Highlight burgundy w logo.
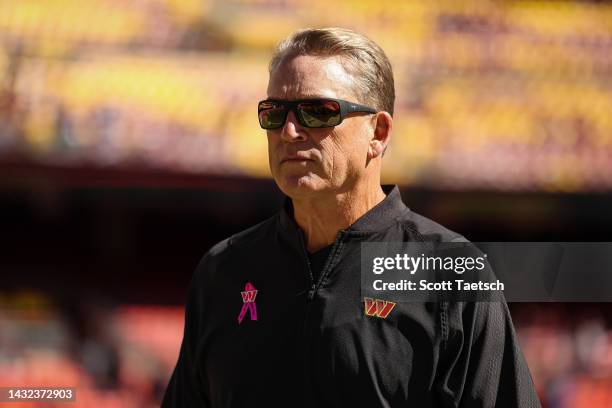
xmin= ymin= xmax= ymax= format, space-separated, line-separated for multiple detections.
xmin=241 ymin=290 xmax=257 ymax=303
xmin=364 ymin=297 xmax=396 ymax=319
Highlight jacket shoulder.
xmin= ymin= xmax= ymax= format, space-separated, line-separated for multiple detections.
xmin=228 ymin=214 xmax=279 ymax=249
xmin=191 ymin=214 xmax=278 ymax=282
xmin=401 ymin=210 xmax=468 ymax=243
xmin=202 ymin=214 xmax=279 ymax=260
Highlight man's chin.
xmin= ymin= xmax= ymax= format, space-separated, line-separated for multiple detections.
xmin=277 ymin=174 xmax=326 ymax=198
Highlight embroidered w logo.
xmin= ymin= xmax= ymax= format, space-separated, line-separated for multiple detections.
xmin=241 ymin=290 xmax=258 ymax=303
xmin=364 ymin=297 xmax=396 ymax=319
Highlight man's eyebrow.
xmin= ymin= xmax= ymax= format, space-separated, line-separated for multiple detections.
xmin=297 ymin=93 xmax=330 ymax=98
xmin=266 ymin=94 xmax=332 ymax=100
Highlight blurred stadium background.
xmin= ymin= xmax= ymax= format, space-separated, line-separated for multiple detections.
xmin=1 ymin=0 xmax=612 ymax=406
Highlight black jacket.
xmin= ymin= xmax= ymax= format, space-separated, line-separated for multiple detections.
xmin=163 ymin=185 xmax=540 ymax=407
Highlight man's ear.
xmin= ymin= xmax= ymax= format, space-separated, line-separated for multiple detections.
xmin=368 ymin=112 xmax=393 ymax=159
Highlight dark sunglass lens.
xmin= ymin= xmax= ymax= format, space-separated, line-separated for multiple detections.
xmin=298 ymin=100 xmax=341 ymax=127
xmin=258 ymin=102 xmax=287 ymax=129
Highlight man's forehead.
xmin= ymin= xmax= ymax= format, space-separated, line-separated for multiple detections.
xmin=267 ymin=54 xmax=357 ymax=100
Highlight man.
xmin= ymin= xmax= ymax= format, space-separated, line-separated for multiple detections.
xmin=163 ymin=27 xmax=540 ymax=407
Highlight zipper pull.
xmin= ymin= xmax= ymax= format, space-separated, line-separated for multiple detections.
xmin=308 ymin=283 xmax=316 ymax=299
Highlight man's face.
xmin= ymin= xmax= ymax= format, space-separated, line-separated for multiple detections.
xmin=266 ymin=55 xmax=375 ymax=199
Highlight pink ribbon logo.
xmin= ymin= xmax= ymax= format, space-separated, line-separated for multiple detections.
xmin=237 ymin=282 xmax=258 ymax=324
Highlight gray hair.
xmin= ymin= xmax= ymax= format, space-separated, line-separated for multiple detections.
xmin=269 ymin=27 xmax=395 ymax=116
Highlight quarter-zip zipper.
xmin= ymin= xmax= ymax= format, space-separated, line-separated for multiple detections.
xmin=298 ymin=229 xmax=347 ymax=406
xmin=297 ymin=231 xmax=317 ymax=297
xmin=314 ymin=230 xmax=346 ymax=293
xmin=298 ymin=230 xmax=347 ymax=300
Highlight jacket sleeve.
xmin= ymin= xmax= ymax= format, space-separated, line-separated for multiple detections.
xmin=436 ymin=300 xmax=542 ymax=408
xmin=162 ymin=257 xmax=209 ymax=407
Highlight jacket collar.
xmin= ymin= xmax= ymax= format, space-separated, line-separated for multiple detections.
xmin=279 ymin=184 xmax=409 ymax=234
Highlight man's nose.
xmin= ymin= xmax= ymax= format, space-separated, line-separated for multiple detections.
xmin=280 ymin=110 xmax=307 ymax=142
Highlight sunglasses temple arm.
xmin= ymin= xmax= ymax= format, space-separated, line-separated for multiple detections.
xmin=344 ymin=102 xmax=377 ymax=114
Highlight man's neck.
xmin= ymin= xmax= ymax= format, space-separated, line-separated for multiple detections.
xmin=292 ymin=183 xmax=387 ymax=253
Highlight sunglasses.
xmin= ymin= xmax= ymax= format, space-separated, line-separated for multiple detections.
xmin=258 ymin=98 xmax=377 ymax=129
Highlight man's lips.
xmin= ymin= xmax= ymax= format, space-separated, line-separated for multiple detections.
xmin=280 ymin=155 xmax=315 ymax=164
